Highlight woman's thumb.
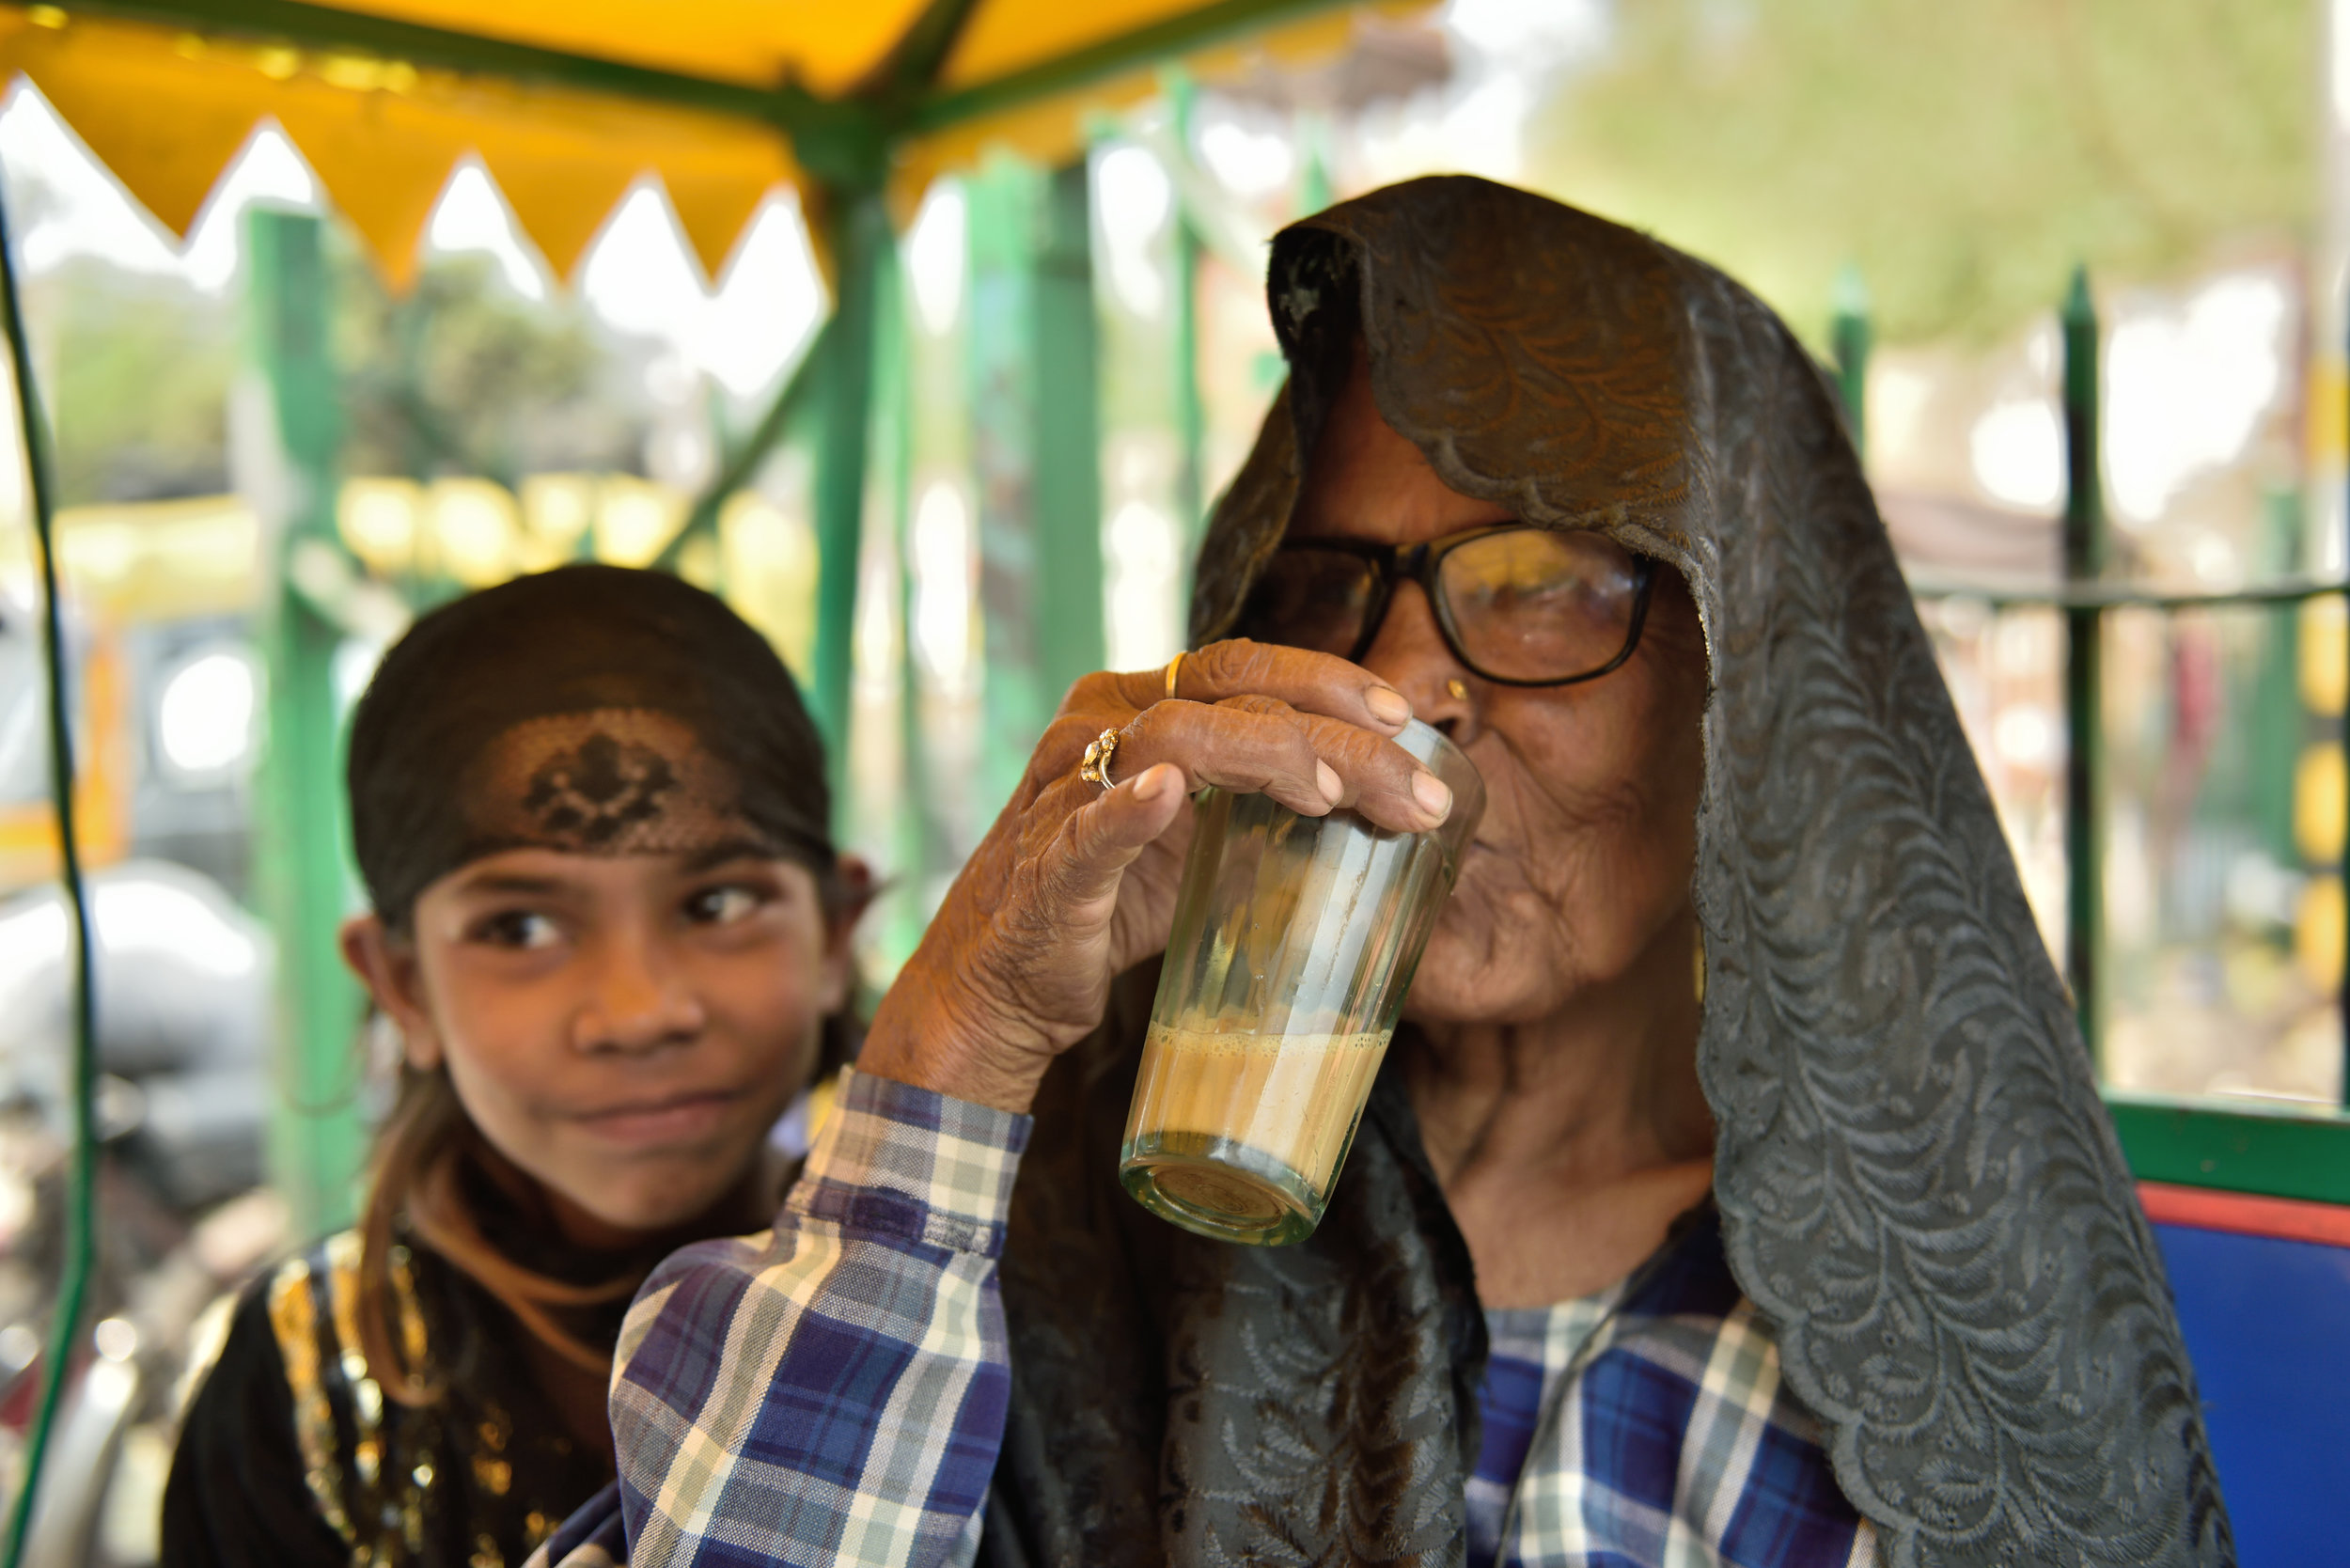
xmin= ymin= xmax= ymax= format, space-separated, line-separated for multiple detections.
xmin=1038 ymin=762 xmax=1184 ymax=915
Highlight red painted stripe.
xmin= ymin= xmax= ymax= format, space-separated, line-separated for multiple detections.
xmin=2138 ymin=1182 xmax=2350 ymax=1247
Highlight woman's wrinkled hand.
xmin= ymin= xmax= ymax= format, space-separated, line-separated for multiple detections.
xmin=855 ymin=639 xmax=1456 ymax=1113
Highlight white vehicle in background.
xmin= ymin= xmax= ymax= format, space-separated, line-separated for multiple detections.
xmin=0 ymin=860 xmax=287 ymax=1567
xmin=0 ymin=858 xmax=274 ymax=1207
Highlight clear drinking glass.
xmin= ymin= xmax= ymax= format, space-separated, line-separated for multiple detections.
xmin=1120 ymin=718 xmax=1486 ymax=1246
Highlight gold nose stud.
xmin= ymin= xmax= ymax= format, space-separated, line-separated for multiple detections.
xmin=1447 ymin=679 xmax=1469 ymax=701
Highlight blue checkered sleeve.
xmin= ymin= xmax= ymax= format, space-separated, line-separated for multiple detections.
xmin=535 ymin=1068 xmax=1030 ymax=1568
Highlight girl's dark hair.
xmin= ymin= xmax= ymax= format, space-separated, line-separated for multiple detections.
xmin=342 ymin=564 xmax=846 ymax=1403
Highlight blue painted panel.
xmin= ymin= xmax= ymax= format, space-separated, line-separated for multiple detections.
xmin=2153 ymin=1222 xmax=2350 ymax=1568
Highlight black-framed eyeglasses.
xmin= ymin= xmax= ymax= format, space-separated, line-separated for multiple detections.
xmin=1230 ymin=523 xmax=1658 ymax=687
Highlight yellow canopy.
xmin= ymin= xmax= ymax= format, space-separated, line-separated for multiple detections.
xmin=0 ymin=0 xmax=1389 ymax=287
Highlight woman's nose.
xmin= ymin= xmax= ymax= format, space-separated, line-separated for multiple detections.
xmin=1360 ymin=582 xmax=1476 ymax=739
xmin=572 ymin=932 xmax=704 ymax=1055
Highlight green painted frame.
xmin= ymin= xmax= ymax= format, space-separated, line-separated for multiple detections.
xmin=2107 ymin=1093 xmax=2350 ymax=1207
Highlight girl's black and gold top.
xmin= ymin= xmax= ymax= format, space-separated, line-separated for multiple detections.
xmin=162 ymin=1229 xmax=616 ymax=1568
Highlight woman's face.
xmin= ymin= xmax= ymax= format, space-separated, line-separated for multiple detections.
xmin=345 ymin=848 xmax=857 ymax=1246
xmin=1287 ymin=353 xmax=1710 ymax=1026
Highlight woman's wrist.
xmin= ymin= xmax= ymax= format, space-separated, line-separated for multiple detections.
xmin=856 ymin=979 xmax=1058 ymax=1116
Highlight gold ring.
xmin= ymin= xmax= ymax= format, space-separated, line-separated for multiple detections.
xmin=1079 ymin=727 xmax=1123 ymax=789
xmin=1164 ymin=650 xmax=1188 ymax=701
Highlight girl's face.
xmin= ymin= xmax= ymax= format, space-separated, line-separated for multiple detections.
xmin=344 ymin=848 xmax=862 ymax=1247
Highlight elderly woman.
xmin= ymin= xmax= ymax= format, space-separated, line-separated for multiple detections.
xmin=544 ymin=178 xmax=2227 ymax=1568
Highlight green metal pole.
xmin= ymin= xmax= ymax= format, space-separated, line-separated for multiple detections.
xmin=651 ymin=317 xmax=833 ymax=576
xmin=808 ymin=187 xmax=890 ymax=797
xmin=970 ymin=159 xmax=1050 ymax=806
xmin=967 ymin=153 xmax=1106 ymax=803
xmin=1168 ymin=72 xmax=1206 ymax=576
xmin=248 ymin=209 xmax=366 ymax=1242
xmin=1831 ymin=263 xmax=1872 ymax=460
xmin=2060 ymin=265 xmax=2107 ymax=1064
xmin=874 ymin=235 xmax=941 ymax=971
xmin=2249 ymin=488 xmax=2302 ymax=869
xmin=1297 ymin=110 xmax=1333 ymax=215
xmin=0 ymin=165 xmax=95 ymax=1568
xmin=1033 ymin=159 xmax=1106 ymax=697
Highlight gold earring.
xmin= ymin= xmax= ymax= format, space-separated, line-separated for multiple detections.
xmin=1447 ymin=678 xmax=1469 ymax=701
xmin=1693 ymin=932 xmax=1707 ymax=1004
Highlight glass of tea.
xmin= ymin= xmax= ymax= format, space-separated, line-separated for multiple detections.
xmin=1120 ymin=718 xmax=1486 ymax=1246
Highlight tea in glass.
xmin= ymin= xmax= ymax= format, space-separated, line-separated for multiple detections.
xmin=1120 ymin=719 xmax=1485 ymax=1245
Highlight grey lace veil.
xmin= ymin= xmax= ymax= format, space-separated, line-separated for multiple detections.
xmin=1182 ymin=176 xmax=2230 ymax=1568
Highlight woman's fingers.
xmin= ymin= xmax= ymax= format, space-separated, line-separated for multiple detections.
xmin=1105 ymin=695 xmax=1448 ymax=833
xmin=862 ymin=644 xmax=1451 ymax=1116
xmin=1109 ymin=699 xmax=1345 ymax=818
xmin=1043 ymin=638 xmax=1439 ymax=826
xmin=1260 ymin=703 xmax=1451 ymax=828
xmin=1078 ymin=639 xmax=1415 ymax=735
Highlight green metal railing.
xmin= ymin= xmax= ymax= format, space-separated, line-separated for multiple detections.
xmin=2059 ymin=265 xmax=2109 ymax=1059
xmin=1875 ymin=265 xmax=2350 ymax=1196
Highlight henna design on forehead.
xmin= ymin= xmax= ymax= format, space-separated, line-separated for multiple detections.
xmin=519 ymin=730 xmax=680 ymax=845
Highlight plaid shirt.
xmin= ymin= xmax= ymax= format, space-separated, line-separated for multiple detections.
xmin=533 ymin=1071 xmax=1873 ymax=1568
xmin=1465 ymin=1211 xmax=1878 ymax=1567
xmin=528 ymin=1069 xmax=1025 ymax=1568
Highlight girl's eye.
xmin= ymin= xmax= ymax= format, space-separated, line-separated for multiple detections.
xmin=685 ymin=885 xmax=765 ymax=926
xmin=475 ymin=910 xmax=560 ymax=950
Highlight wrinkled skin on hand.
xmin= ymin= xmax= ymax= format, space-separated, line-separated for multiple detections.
xmin=857 ymin=641 xmax=1451 ymax=1113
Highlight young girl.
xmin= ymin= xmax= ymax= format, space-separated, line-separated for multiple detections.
xmin=162 ymin=564 xmax=865 ymax=1568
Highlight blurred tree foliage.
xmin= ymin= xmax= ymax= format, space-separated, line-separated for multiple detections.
xmin=334 ymin=245 xmax=649 ymax=486
xmin=28 ymin=214 xmax=651 ymax=508
xmin=1528 ymin=0 xmax=2317 ymax=346
xmin=38 ymin=259 xmax=237 ymax=506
